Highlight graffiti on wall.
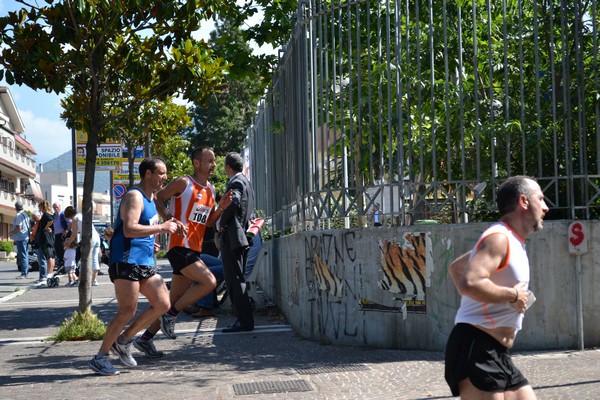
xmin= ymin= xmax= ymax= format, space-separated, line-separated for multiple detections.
xmin=304 ymin=232 xmax=359 ymax=338
xmin=377 ymin=232 xmax=433 ymax=313
xmin=315 ymin=254 xmax=344 ymax=298
xmin=305 ymin=231 xmax=433 ymax=313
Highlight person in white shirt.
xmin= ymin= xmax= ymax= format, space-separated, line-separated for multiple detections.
xmin=446 ymin=176 xmax=548 ymax=400
xmin=63 ymin=206 xmax=101 ymax=286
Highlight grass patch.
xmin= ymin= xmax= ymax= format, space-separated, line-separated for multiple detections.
xmin=51 ymin=310 xmax=106 ymax=341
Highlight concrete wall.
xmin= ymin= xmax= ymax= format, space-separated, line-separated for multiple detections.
xmin=251 ymin=220 xmax=599 ymax=351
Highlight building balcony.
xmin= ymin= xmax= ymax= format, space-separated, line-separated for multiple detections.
xmin=0 ymin=142 xmax=37 ymax=177
xmin=0 ymin=190 xmax=36 ymax=213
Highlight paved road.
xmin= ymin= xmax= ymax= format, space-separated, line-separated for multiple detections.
xmin=1 ymin=260 xmax=599 ymax=399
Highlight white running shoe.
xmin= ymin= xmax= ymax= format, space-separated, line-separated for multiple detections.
xmin=160 ymin=313 xmax=177 ymax=339
xmin=111 ymin=337 xmax=137 ymax=367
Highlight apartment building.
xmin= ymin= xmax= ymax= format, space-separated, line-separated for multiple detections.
xmin=0 ymin=86 xmax=42 ymax=241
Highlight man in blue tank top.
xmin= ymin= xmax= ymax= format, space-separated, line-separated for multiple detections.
xmin=89 ymin=157 xmax=178 ymax=376
xmin=445 ymin=176 xmax=549 ymax=399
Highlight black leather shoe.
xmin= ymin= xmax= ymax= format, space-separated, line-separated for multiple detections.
xmin=222 ymin=321 xmax=254 ymax=333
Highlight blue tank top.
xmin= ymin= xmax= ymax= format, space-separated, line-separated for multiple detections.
xmin=109 ymin=187 xmax=159 ymax=267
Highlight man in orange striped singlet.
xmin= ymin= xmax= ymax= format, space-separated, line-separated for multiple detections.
xmin=133 ymin=146 xmax=232 ymax=357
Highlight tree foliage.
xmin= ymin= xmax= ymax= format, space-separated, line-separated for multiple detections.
xmin=186 ymin=19 xmax=265 ymax=155
xmin=104 ymin=99 xmax=193 ymax=186
xmin=0 ymin=0 xmax=229 ymax=312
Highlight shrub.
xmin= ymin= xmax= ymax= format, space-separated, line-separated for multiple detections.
xmin=51 ymin=310 xmax=106 ymax=341
xmin=0 ymin=241 xmax=14 ymax=253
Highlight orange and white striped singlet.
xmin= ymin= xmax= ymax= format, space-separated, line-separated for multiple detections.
xmin=168 ymin=176 xmax=215 ymax=253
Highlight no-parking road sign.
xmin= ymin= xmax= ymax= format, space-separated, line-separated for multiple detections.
xmin=112 ymin=183 xmax=127 ymax=200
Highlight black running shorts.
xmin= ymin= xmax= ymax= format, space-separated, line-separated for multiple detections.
xmin=166 ymin=246 xmax=203 ymax=275
xmin=444 ymin=323 xmax=529 ymax=396
xmin=109 ymin=262 xmax=158 ymax=282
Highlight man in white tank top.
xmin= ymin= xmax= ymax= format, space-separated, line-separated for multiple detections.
xmin=445 ymin=176 xmax=548 ymax=400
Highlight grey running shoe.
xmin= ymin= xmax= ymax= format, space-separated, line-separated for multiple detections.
xmin=111 ymin=338 xmax=137 ymax=367
xmin=160 ymin=313 xmax=177 ymax=339
xmin=89 ymin=355 xmax=120 ymax=376
xmin=133 ymin=338 xmax=165 ymax=358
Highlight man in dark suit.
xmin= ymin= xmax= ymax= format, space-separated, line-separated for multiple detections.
xmin=219 ymin=152 xmax=255 ymax=333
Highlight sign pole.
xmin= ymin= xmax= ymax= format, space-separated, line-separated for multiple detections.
xmin=568 ymin=221 xmax=588 ymax=351
xmin=110 ymin=170 xmax=114 ymax=226
xmin=71 ymin=127 xmax=77 ymax=207
xmin=576 ymin=255 xmax=584 ymax=350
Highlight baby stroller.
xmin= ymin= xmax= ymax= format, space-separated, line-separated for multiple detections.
xmin=47 ymin=263 xmax=68 ymax=288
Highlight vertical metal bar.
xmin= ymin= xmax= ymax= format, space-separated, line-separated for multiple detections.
xmin=300 ymin=2 xmax=310 ymax=229
xmin=486 ymin=0 xmax=497 ymax=189
xmin=443 ymin=0 xmax=451 ymax=182
xmin=472 ymin=0 xmax=480 ymax=182
xmin=574 ymin=0 xmax=588 ymax=219
xmin=405 ymin=0 xmax=413 ymax=189
xmin=309 ymin=0 xmax=318 ymax=197
xmin=594 ymin=0 xmax=600 ymax=176
xmin=346 ymin=0 xmax=357 ymax=215
xmin=502 ymin=0 xmax=511 ymax=176
xmin=532 ymin=0 xmax=542 ymax=177
xmin=367 ymin=0 xmax=374 ymax=184
xmin=377 ymin=1 xmax=385 ymax=189
xmin=415 ymin=0 xmax=424 ymax=186
xmin=548 ymin=2 xmax=559 ymax=209
xmin=560 ymin=0 xmax=574 ymax=219
xmin=385 ymin=0 xmax=394 ymax=217
xmin=429 ymin=0 xmax=437 ymax=190
xmin=330 ymin=1 xmax=338 ymax=194
xmin=518 ymin=0 xmax=526 ymax=174
xmin=355 ymin=0 xmax=363 ymax=194
xmin=318 ymin=1 xmax=327 ymax=210
xmin=457 ymin=6 xmax=466 ymax=214
xmin=395 ymin=0 xmax=405 ymax=225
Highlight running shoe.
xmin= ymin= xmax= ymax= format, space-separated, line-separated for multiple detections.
xmin=111 ymin=337 xmax=137 ymax=367
xmin=160 ymin=313 xmax=177 ymax=339
xmin=89 ymin=354 xmax=120 ymax=376
xmin=133 ymin=338 xmax=165 ymax=358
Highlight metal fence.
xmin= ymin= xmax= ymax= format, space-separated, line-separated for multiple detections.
xmin=245 ymin=0 xmax=600 ymax=235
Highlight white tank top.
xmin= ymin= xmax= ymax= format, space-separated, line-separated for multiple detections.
xmin=455 ymin=222 xmax=530 ymax=332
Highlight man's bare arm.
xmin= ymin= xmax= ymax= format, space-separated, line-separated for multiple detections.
xmin=449 ymin=251 xmax=470 ymax=295
xmin=122 ymin=190 xmax=177 ymax=238
xmin=155 ymin=177 xmax=187 ymax=220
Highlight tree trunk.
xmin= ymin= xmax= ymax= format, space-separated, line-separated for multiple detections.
xmin=78 ymin=127 xmax=99 ymax=313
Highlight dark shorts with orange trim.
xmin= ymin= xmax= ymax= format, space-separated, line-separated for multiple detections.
xmin=444 ymin=323 xmax=529 ymax=396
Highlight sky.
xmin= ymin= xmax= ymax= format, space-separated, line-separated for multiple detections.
xmin=0 ymin=0 xmax=275 ymax=165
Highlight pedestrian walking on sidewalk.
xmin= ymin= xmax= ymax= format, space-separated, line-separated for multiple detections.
xmin=446 ymin=176 xmax=548 ymax=399
xmin=88 ymin=157 xmax=178 ymax=376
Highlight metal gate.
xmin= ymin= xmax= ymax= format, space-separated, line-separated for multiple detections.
xmin=245 ymin=0 xmax=600 ymax=235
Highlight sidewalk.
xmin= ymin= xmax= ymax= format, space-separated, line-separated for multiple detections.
xmin=1 ymin=259 xmax=600 ymax=400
